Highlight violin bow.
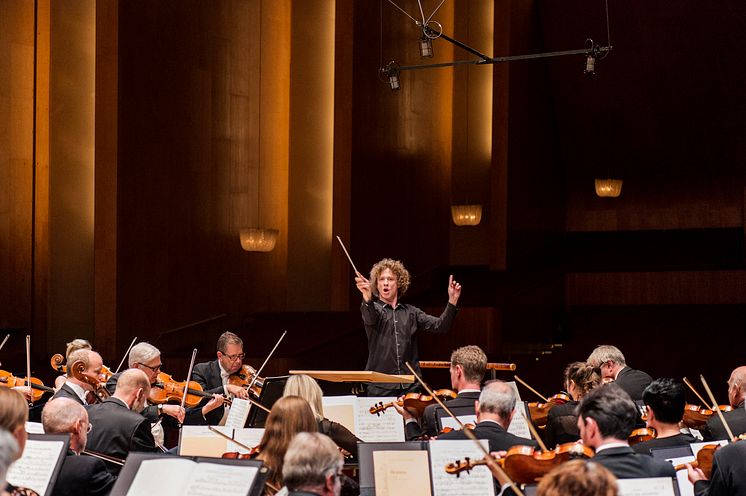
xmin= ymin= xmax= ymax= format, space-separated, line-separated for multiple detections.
xmin=25 ymin=335 xmax=33 ymax=406
xmin=683 ymin=377 xmax=711 ymax=408
xmin=179 ymin=348 xmax=199 ymax=426
xmin=405 ymin=362 xmax=525 ymax=496
xmin=336 ymin=235 xmax=361 ymax=276
xmin=513 ymin=375 xmax=549 ymax=403
xmin=208 ymin=425 xmax=256 ymax=452
xmin=0 ymin=334 xmax=9 ymax=353
xmin=114 ymin=336 xmax=138 ymax=375
xmin=700 ymin=374 xmax=736 ymax=441
xmin=246 ymin=330 xmax=287 ymax=395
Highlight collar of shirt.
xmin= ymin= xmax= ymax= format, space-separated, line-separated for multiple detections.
xmin=218 ymin=361 xmax=230 ymax=384
xmin=64 ymin=381 xmax=89 ymax=404
xmin=459 ymin=388 xmax=481 ymax=394
xmin=109 ymin=396 xmax=130 ymax=409
xmin=595 ymin=441 xmax=629 ymax=453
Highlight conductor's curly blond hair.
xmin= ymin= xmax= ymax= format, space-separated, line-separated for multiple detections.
xmin=369 ymin=258 xmax=411 ymax=296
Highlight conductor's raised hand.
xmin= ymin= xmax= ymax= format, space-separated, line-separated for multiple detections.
xmin=447 ymin=275 xmax=462 ymax=305
xmin=355 ymin=273 xmax=373 ymax=302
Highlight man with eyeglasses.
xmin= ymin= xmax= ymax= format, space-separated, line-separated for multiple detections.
xmin=192 ymin=331 xmax=252 ymax=400
xmin=282 ymin=432 xmax=344 ymax=496
xmin=42 ymin=397 xmax=116 ymax=496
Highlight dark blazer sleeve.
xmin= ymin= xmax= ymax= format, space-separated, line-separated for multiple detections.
xmin=320 ymin=418 xmax=362 ymax=456
xmin=130 ymin=417 xmax=159 ymax=453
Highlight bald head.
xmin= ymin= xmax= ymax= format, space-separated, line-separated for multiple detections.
xmin=116 ymin=369 xmax=150 ymax=395
xmin=42 ymin=398 xmax=87 ymax=434
xmin=66 ymin=349 xmax=102 ymax=378
xmin=728 ymin=367 xmax=746 ymax=407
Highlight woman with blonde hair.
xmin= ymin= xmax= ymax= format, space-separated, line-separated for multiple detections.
xmin=283 ymin=375 xmax=361 ymax=456
xmin=254 ymin=396 xmax=318 ymax=494
xmin=0 ymin=388 xmax=39 ymax=496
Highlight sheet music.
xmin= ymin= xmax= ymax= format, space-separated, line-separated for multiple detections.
xmin=323 ymin=396 xmax=405 ymax=442
xmin=25 ymin=422 xmax=44 ymax=434
xmin=668 ymin=456 xmax=695 ymax=496
xmin=505 ymin=382 xmax=532 ymax=439
xmin=440 ymin=414 xmax=477 ymax=431
xmin=179 ymin=426 xmax=234 ymax=457
xmin=126 ymin=458 xmax=257 ymax=496
xmin=224 ymin=398 xmax=251 ymax=429
xmin=373 ymin=450 xmax=431 ymax=496
xmin=428 ymin=439 xmax=495 ymax=496
xmin=6 ymin=440 xmax=65 ymax=496
xmin=617 ymin=477 xmax=676 ymax=496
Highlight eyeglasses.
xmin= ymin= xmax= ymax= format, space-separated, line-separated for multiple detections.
xmin=222 ymin=353 xmax=245 ymax=361
xmin=86 ymin=422 xmax=93 ymax=433
xmin=137 ymin=362 xmax=162 ymax=373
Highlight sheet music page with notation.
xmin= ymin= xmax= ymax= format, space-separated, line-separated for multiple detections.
xmin=373 ymin=450 xmax=431 ymax=496
xmin=617 ymin=477 xmax=676 ymax=496
xmin=126 ymin=458 xmax=257 ymax=496
xmin=505 ymin=381 xmax=532 ymax=439
xmin=323 ymin=396 xmax=405 ymax=442
xmin=428 ymin=439 xmax=495 ymax=496
xmin=6 ymin=439 xmax=64 ymax=496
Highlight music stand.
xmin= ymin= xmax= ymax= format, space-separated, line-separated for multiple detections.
xmin=5 ymin=434 xmax=69 ymax=496
xmin=358 ymin=441 xmax=428 ymax=496
xmin=650 ymin=445 xmax=693 ymax=460
xmin=434 ymin=405 xmax=477 ymax=431
xmin=247 ymin=375 xmax=289 ymax=428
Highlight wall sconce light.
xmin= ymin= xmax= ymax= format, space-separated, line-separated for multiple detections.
xmin=419 ymin=36 xmax=433 ymax=58
xmin=240 ymin=228 xmax=279 ymax=252
xmin=381 ymin=61 xmax=401 ymax=91
xmin=451 ymin=204 xmax=482 ymax=226
xmin=594 ymin=179 xmax=623 ymax=197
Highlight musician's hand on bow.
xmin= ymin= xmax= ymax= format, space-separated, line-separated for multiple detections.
xmin=226 ymin=383 xmax=250 ymax=400
xmin=202 ymin=394 xmax=226 ymax=416
xmin=13 ymin=386 xmax=33 ymax=402
xmin=447 ymin=275 xmax=462 ymax=305
xmin=355 ymin=274 xmax=373 ymax=302
xmin=163 ymin=405 xmax=186 ymax=423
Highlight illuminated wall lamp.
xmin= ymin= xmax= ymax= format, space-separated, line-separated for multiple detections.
xmin=240 ymin=228 xmax=279 ymax=252
xmin=594 ymin=179 xmax=623 ymax=198
xmin=451 ymin=204 xmax=482 ymax=226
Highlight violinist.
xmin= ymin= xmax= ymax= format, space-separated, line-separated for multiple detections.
xmin=283 ymin=375 xmax=361 ymax=457
xmin=85 ymin=369 xmax=158 ymax=474
xmin=576 ymin=383 xmax=675 ymax=480
xmin=281 ymin=433 xmax=343 ymax=496
xmin=702 ymin=366 xmax=746 ymax=441
xmin=396 ymin=345 xmax=486 ymax=439
xmin=686 ymin=441 xmax=746 ymax=496
xmin=354 ymin=258 xmax=462 ymax=397
xmin=0 ymin=388 xmax=39 ymax=496
xmin=192 ymin=331 xmax=251 ymax=401
xmin=53 ymin=339 xmax=92 ymax=390
xmin=586 ymin=345 xmax=652 ymax=402
xmin=544 ymin=362 xmax=601 ymax=448
xmin=0 ymin=430 xmax=19 ymax=496
xmin=51 ymin=349 xmax=104 ymax=406
xmin=632 ymin=378 xmax=697 ymax=455
xmin=41 ymin=398 xmax=116 ymax=496
xmin=438 ymin=380 xmax=538 ymax=452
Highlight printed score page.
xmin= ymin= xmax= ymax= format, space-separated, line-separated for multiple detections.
xmin=373 ymin=450 xmax=431 ymax=496
xmin=505 ymin=381 xmax=532 ymax=439
xmin=6 ymin=439 xmax=65 ymax=496
xmin=617 ymin=477 xmax=676 ymax=496
xmin=179 ymin=426 xmax=264 ymax=457
xmin=223 ymin=398 xmax=251 ymax=429
xmin=323 ymin=396 xmax=405 ymax=442
xmin=429 ymin=439 xmax=495 ymax=496
xmin=126 ymin=458 xmax=257 ymax=496
xmin=666 ymin=440 xmax=728 ymax=496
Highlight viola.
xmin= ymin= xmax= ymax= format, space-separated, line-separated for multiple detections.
xmin=526 ymin=393 xmax=570 ymax=428
xmin=446 ymin=442 xmax=594 ymax=484
xmin=682 ymin=404 xmax=733 ymax=431
xmin=439 ymin=423 xmax=475 ymax=435
xmin=0 ymin=370 xmax=55 ymax=403
xmin=369 ymin=389 xmax=458 ymax=417
xmin=150 ymin=371 xmax=227 ymax=409
xmin=673 ymin=444 xmax=720 ymax=479
xmin=50 ymin=353 xmax=114 ymax=381
xmin=221 ymin=446 xmax=261 ymax=459
xmin=226 ymin=365 xmax=264 ymax=398
xmin=628 ymin=427 xmax=656 ymax=445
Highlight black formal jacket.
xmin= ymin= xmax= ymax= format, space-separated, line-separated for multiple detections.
xmin=694 ymin=441 xmax=746 ymax=496
xmin=632 ymin=432 xmax=698 ymax=455
xmin=614 ymin=367 xmax=653 ymax=402
xmin=85 ymin=397 xmax=158 ymax=473
xmin=318 ymin=418 xmax=361 ymax=456
xmin=405 ymin=391 xmax=481 ymax=440
xmin=703 ymin=402 xmax=746 ymax=441
xmin=437 ymin=420 xmax=538 ymax=453
xmin=51 ymin=383 xmax=86 ymax=405
xmin=543 ymin=400 xmax=580 ymax=448
xmin=592 ymin=445 xmax=676 ymax=479
xmin=192 ymin=359 xmax=226 ymax=395
xmin=51 ymin=451 xmax=116 ymax=496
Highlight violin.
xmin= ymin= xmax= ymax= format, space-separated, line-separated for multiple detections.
xmin=526 ymin=393 xmax=570 ymax=428
xmin=439 ymin=423 xmax=475 ymax=435
xmin=226 ymin=365 xmax=264 ymax=398
xmin=0 ymin=370 xmax=55 ymax=403
xmin=150 ymin=371 xmax=228 ymax=409
xmin=446 ymin=442 xmax=594 ymax=484
xmin=50 ymin=353 xmax=114 ymax=381
xmin=221 ymin=446 xmax=261 ymax=459
xmin=682 ymin=404 xmax=733 ymax=431
xmin=369 ymin=389 xmax=458 ymax=417
xmin=628 ymin=427 xmax=656 ymax=445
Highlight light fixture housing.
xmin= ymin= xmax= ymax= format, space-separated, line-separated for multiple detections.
xmin=594 ymin=179 xmax=623 ymax=197
xmin=240 ymin=228 xmax=279 ymax=252
xmin=451 ymin=204 xmax=482 ymax=226
xmin=419 ymin=36 xmax=433 ymax=58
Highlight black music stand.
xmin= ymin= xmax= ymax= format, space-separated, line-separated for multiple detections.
xmin=5 ymin=434 xmax=69 ymax=496
xmin=246 ymin=375 xmax=289 ymax=427
xmin=358 ymin=441 xmax=428 ymax=496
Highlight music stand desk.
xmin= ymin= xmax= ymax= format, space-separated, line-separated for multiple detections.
xmin=289 ymin=370 xmax=414 ymax=383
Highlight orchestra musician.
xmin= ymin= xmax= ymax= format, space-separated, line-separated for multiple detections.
xmin=53 ymin=339 xmax=92 ymax=390
xmin=85 ymin=369 xmax=158 ymax=474
xmin=51 ymin=349 xmax=105 ymax=406
xmin=438 ymin=380 xmax=538 ymax=452
xmin=192 ymin=331 xmax=252 ymax=400
xmin=41 ymin=398 xmax=116 ymax=496
xmin=534 ymin=460 xmax=618 ymax=496
xmin=395 ymin=345 xmax=486 ymax=439
xmin=354 ymin=258 xmax=462 ymax=397
xmin=282 ymin=375 xmax=361 ymax=457
xmin=702 ymin=365 xmax=746 ymax=441
xmin=576 ymin=383 xmax=675 ymax=479
xmin=632 ymin=378 xmax=697 ymax=454
xmin=586 ymin=345 xmax=652 ymax=402
xmin=281 ymin=432 xmax=344 ymax=496
xmin=0 ymin=388 xmax=38 ymax=496
xmin=0 ymin=430 xmax=19 ymax=496
xmin=544 ymin=362 xmax=601 ymax=448
xmin=686 ymin=441 xmax=746 ymax=496
xmin=253 ymin=396 xmax=319 ymax=494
